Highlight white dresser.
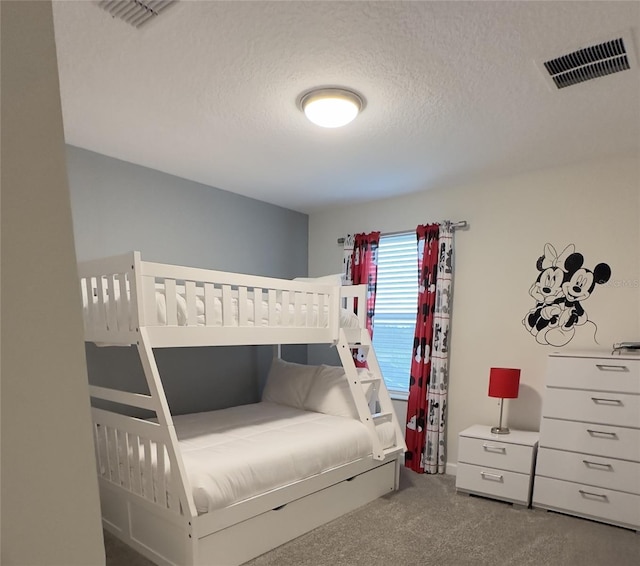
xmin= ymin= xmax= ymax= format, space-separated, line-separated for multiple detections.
xmin=456 ymin=425 xmax=539 ymax=507
xmin=533 ymin=351 xmax=640 ymax=531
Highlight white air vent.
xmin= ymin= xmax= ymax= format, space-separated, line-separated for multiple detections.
xmin=537 ymin=31 xmax=637 ymax=90
xmin=98 ymin=0 xmax=177 ymax=28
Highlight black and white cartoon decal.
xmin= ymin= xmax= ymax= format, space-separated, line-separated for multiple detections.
xmin=523 ymin=243 xmax=611 ymax=347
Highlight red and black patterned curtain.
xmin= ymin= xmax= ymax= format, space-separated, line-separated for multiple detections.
xmin=351 ymin=232 xmax=380 ymax=367
xmin=405 ymin=224 xmax=440 ymax=472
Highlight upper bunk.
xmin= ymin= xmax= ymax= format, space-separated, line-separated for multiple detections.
xmin=79 ymin=251 xmax=367 ymax=348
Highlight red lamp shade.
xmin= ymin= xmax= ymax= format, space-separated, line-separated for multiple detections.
xmin=488 ymin=368 xmax=520 ymax=399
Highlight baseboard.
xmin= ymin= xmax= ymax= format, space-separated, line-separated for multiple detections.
xmin=400 ymin=462 xmax=456 ymax=475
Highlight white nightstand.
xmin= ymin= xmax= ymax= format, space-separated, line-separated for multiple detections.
xmin=456 ymin=425 xmax=539 ymax=507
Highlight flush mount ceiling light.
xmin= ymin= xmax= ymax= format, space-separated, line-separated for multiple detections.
xmin=300 ymin=88 xmax=365 ymax=128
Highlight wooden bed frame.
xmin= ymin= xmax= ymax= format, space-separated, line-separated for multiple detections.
xmin=79 ymin=252 xmax=405 ymax=566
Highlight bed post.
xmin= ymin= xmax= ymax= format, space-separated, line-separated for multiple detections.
xmin=131 ymin=251 xmax=145 ymax=327
xmin=137 ymin=328 xmax=198 ymax=518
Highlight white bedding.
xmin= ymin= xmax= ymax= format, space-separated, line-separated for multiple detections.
xmin=176 ymin=402 xmax=395 ymax=513
xmin=154 ymin=289 xmax=360 ymax=329
xmin=100 ymin=401 xmax=393 ymax=514
xmin=111 ymin=402 xmax=393 ymax=514
xmin=83 ymin=284 xmax=359 ymax=329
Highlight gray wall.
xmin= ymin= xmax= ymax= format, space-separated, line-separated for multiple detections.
xmin=1 ymin=2 xmax=105 ymax=564
xmin=67 ymin=146 xmax=308 ymax=413
xmin=68 ymin=146 xmax=308 ymax=276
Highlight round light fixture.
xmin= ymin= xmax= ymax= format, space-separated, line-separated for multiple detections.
xmin=300 ymin=88 xmax=364 ymax=128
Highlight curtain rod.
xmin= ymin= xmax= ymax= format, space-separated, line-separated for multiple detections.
xmin=336 ymin=220 xmax=468 ymax=245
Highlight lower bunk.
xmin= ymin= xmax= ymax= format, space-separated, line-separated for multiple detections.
xmin=94 ymin=363 xmax=403 ymax=566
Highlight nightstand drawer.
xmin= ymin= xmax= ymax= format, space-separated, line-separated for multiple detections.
xmin=536 ymin=447 xmax=640 ymax=495
xmin=458 ymin=435 xmax=535 ymax=474
xmin=456 ymin=463 xmax=531 ymax=506
xmin=533 ymin=476 xmax=640 ymax=530
xmin=542 ymin=388 xmax=640 ymax=428
xmin=546 ymin=356 xmax=639 ymax=393
xmin=539 ymin=418 xmax=640 ymax=461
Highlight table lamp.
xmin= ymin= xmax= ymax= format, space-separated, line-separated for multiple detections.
xmin=488 ymin=367 xmax=520 ymax=434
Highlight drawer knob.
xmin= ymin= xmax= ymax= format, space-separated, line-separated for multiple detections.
xmin=482 ymin=443 xmax=506 ymax=453
xmin=590 ymin=397 xmax=623 ymax=406
xmin=586 ymin=429 xmax=618 ymax=438
xmin=595 ymin=364 xmax=629 ymax=372
xmin=578 ymin=489 xmax=608 ymax=501
xmin=582 ymin=459 xmax=614 ymax=470
xmin=480 ymin=471 xmax=503 ymax=482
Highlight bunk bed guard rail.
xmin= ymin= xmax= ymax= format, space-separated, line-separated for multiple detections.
xmin=78 ymin=252 xmax=141 ymax=345
xmin=78 ymin=252 xmax=346 ymax=347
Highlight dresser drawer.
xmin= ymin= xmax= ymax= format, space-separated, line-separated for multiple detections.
xmin=539 ymin=418 xmax=640 ymax=461
xmin=546 ymin=356 xmax=639 ymax=393
xmin=533 ymin=476 xmax=640 ymax=530
xmin=458 ymin=436 xmax=535 ymax=474
xmin=542 ymin=387 xmax=640 ymax=428
xmin=536 ymin=447 xmax=640 ymax=495
xmin=456 ymin=463 xmax=531 ymax=505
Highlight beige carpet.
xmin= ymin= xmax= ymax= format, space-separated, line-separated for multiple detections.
xmin=105 ymin=469 xmax=640 ymax=566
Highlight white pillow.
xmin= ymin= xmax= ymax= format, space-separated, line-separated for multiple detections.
xmin=293 ymin=274 xmax=344 ymax=286
xmin=303 ymin=365 xmax=374 ymax=420
xmin=262 ymin=358 xmax=319 ymax=409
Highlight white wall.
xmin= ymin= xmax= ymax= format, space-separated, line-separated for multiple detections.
xmin=1 ymin=1 xmax=105 ymax=564
xmin=309 ymin=155 xmax=640 ymax=472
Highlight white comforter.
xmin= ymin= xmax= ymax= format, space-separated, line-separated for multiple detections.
xmin=172 ymin=402 xmax=394 ymax=513
xmin=84 ymin=285 xmax=359 ymax=329
xmin=98 ymin=406 xmax=395 ymax=513
xmin=155 ymin=290 xmax=360 ymax=329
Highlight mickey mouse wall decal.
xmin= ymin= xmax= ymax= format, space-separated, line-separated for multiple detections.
xmin=523 ymin=243 xmax=611 ymax=347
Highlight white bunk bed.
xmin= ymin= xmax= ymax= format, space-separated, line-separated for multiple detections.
xmin=79 ymin=251 xmax=406 ymax=566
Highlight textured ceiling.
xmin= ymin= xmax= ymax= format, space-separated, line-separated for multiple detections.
xmin=52 ymin=1 xmax=640 ymax=213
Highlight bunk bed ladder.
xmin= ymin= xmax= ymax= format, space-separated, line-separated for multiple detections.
xmin=337 ymin=328 xmax=407 ymax=461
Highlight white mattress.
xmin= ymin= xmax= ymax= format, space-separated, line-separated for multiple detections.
xmin=83 ymin=285 xmax=359 ymax=329
xmin=155 ymin=289 xmax=360 ymax=329
xmin=174 ymin=402 xmax=395 ymax=514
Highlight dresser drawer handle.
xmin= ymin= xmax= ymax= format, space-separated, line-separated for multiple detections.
xmin=595 ymin=364 xmax=629 ymax=372
xmin=586 ymin=429 xmax=618 ymax=438
xmin=480 ymin=471 xmax=503 ymax=481
xmin=582 ymin=459 xmax=614 ymax=470
xmin=578 ymin=489 xmax=608 ymax=500
xmin=482 ymin=443 xmax=506 ymax=453
xmin=590 ymin=397 xmax=623 ymax=405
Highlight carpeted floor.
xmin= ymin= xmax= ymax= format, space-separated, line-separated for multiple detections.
xmin=105 ymin=469 xmax=640 ymax=566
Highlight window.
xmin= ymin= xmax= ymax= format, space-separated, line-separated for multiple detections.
xmin=372 ymin=232 xmax=418 ymax=398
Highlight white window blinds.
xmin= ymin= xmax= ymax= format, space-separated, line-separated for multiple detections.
xmin=372 ymin=232 xmax=418 ymax=395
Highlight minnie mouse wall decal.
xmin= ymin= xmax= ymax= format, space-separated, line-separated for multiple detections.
xmin=523 ymin=243 xmax=611 ymax=347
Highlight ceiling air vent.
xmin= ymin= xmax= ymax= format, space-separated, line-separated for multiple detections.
xmin=539 ymin=33 xmax=636 ymax=90
xmin=98 ymin=0 xmax=177 ymax=28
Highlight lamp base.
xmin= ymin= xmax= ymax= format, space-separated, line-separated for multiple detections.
xmin=490 ymin=426 xmax=510 ymax=435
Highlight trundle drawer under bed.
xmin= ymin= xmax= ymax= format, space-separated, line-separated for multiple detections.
xmin=100 ymin=460 xmax=397 ymax=566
